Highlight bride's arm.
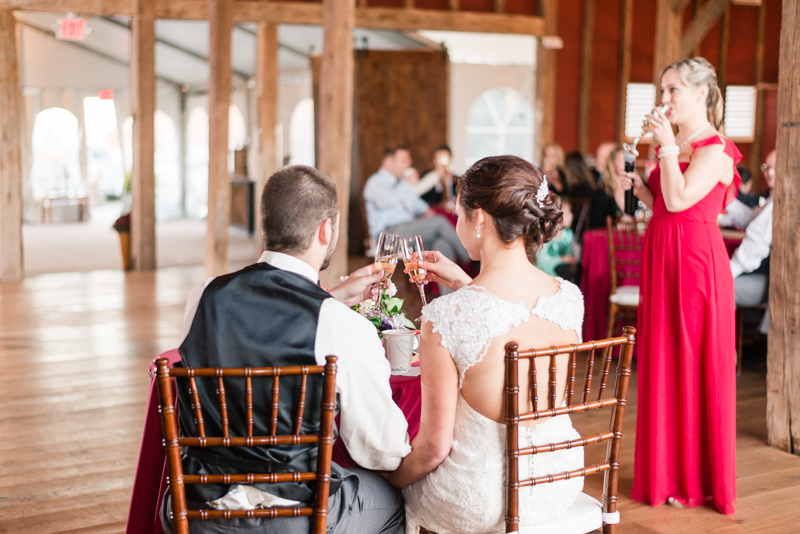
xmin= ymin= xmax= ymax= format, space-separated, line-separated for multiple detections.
xmin=386 ymin=320 xmax=459 ymax=489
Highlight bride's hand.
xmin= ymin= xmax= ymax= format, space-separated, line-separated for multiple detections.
xmin=406 ymin=251 xmax=472 ymax=291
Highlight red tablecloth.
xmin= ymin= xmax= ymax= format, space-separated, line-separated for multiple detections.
xmin=126 ymin=351 xmax=421 ymax=534
xmin=580 ymin=228 xmax=744 ymax=343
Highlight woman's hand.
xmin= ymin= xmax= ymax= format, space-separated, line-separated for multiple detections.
xmin=616 ymin=171 xmax=633 ymax=192
xmin=328 ymin=263 xmax=384 ymax=307
xmin=407 ymin=251 xmax=472 ymax=291
xmin=628 ymin=172 xmax=646 ymax=197
xmin=642 ymin=106 xmax=676 ymax=147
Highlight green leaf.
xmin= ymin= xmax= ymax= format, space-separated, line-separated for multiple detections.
xmin=402 ymin=317 xmax=416 ymax=329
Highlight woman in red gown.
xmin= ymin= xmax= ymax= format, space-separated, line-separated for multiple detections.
xmin=630 ymin=58 xmax=739 ymax=515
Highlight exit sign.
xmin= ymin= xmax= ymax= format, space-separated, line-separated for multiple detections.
xmin=58 ymin=18 xmax=85 ymax=41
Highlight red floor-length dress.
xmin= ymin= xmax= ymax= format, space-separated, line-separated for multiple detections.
xmin=632 ymin=136 xmax=741 ymax=515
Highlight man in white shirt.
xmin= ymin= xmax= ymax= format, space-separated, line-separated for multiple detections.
xmin=168 ymin=165 xmax=410 ymax=534
xmin=364 ymin=146 xmax=469 ymax=265
xmin=730 ymin=150 xmax=776 ymax=336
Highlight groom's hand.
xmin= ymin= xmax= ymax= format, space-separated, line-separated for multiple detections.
xmin=329 ymin=263 xmax=384 ymax=307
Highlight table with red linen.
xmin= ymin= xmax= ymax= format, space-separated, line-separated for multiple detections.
xmin=579 ymin=228 xmax=745 ymax=343
xmin=126 ymin=350 xmax=421 ymax=534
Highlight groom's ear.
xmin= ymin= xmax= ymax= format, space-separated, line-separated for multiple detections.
xmin=318 ymin=217 xmax=333 ymax=246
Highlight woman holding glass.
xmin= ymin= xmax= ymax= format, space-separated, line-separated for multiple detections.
xmin=388 ymin=156 xmax=587 ymax=533
xmin=629 ymin=57 xmax=740 ymax=515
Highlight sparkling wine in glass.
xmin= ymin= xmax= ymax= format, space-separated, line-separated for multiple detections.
xmin=402 ymin=235 xmax=428 ymax=314
xmin=371 ymin=233 xmax=400 ymax=317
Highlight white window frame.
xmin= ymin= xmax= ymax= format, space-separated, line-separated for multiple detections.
xmin=724 ymin=85 xmax=756 ymax=143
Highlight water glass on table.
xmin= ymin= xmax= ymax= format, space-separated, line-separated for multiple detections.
xmin=402 ymin=235 xmax=428 ymax=318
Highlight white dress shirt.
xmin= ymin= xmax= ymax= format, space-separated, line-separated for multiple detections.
xmin=181 ymin=251 xmax=411 ymax=508
xmin=731 ymin=201 xmax=773 ymax=279
xmin=718 ymin=198 xmax=756 ymax=230
xmin=363 ymin=168 xmax=430 ymax=238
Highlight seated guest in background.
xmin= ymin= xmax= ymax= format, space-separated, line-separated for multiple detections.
xmin=735 ymin=165 xmax=759 ymax=208
xmin=730 ymin=151 xmax=776 ymax=337
xmin=168 ymin=165 xmax=410 ymax=534
xmin=591 ymin=141 xmax=617 ymax=186
xmin=588 ymin=146 xmax=633 ymax=229
xmin=719 ymin=150 xmax=776 ymax=230
xmin=563 ymin=151 xmax=597 ymax=197
xmin=541 ymin=142 xmax=568 ymax=194
xmin=536 ymin=198 xmax=580 ymax=284
xmin=414 ymin=145 xmax=456 ymax=206
xmin=364 ymin=146 xmax=469 ymax=266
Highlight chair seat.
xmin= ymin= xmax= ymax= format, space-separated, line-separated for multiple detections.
xmin=609 ymin=285 xmax=640 ymax=307
xmin=515 ymin=492 xmax=603 ymax=534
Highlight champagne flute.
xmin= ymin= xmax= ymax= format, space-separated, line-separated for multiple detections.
xmin=371 ymin=233 xmax=400 ymax=318
xmin=402 ymin=236 xmax=428 ymax=318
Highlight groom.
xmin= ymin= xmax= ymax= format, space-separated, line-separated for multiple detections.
xmin=166 ymin=165 xmax=411 ymax=533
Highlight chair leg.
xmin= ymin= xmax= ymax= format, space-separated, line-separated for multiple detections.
xmin=736 ymin=308 xmax=744 ymax=376
xmin=607 ymin=303 xmax=618 ymax=339
xmin=603 ymin=523 xmax=617 ymax=534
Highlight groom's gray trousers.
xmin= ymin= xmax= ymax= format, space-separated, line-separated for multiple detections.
xmin=160 ymin=467 xmax=405 ymax=534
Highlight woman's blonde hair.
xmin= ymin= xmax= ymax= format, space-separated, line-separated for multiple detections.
xmin=602 ymin=146 xmax=624 ymax=197
xmin=541 ymin=142 xmax=565 ymax=169
xmin=661 ymin=57 xmax=724 ymax=132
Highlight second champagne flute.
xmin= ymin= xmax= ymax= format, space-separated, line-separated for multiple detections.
xmin=402 ymin=235 xmax=428 ymax=314
xmin=372 ymin=233 xmax=400 ymax=317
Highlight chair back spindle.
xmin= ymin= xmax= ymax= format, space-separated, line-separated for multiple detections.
xmin=504 ymin=327 xmax=636 ymax=534
xmin=155 ymin=356 xmax=339 ymax=534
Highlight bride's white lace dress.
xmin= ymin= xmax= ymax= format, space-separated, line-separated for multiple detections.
xmin=403 ymin=281 xmax=586 ymax=534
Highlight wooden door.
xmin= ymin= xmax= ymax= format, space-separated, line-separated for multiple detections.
xmin=314 ymin=50 xmax=449 ymax=255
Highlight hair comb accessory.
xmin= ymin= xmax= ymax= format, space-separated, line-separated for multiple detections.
xmin=536 ymin=176 xmax=549 ymax=208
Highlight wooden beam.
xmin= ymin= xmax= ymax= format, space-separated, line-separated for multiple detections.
xmin=448 ymin=0 xmax=459 ymax=10
xmin=536 ymin=0 xmax=558 ymax=149
xmin=691 ymin=0 xmax=701 ymax=57
xmin=653 ymin=0 xmax=683 ymax=84
xmin=750 ymin=0 xmax=767 ymax=176
xmin=616 ymin=0 xmax=633 ymax=143
xmin=355 ymin=7 xmax=544 ymax=34
xmin=577 ymin=0 xmax=595 ymax=154
xmin=0 ymin=10 xmax=23 ymax=280
xmin=681 ymin=0 xmax=733 ymax=59
xmin=317 ymin=0 xmax=355 ymax=287
xmin=493 ymin=0 xmax=505 ymax=14
xmin=205 ymin=0 xmax=233 ymax=277
xmin=404 ymin=0 xmax=414 ymax=10
xmin=717 ymin=5 xmax=730 ymax=93
xmin=255 ymin=21 xmax=278 ymax=255
xmin=130 ymin=0 xmax=156 ymax=271
xmin=767 ymin=0 xmax=800 ymax=456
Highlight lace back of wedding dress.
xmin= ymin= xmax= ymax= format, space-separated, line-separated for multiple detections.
xmin=404 ymin=281 xmax=586 ymax=534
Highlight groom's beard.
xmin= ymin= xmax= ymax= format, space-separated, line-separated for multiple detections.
xmin=320 ymin=222 xmax=338 ymax=271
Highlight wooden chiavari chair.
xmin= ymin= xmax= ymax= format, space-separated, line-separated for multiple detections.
xmin=154 ymin=356 xmax=338 ymax=534
xmin=606 ymin=216 xmax=644 ymax=338
xmin=504 ymin=327 xmax=636 ymax=534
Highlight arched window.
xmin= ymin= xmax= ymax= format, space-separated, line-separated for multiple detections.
xmin=465 ymin=87 xmax=534 ymax=169
xmin=186 ymin=107 xmax=209 ymax=219
xmin=83 ymin=97 xmax=125 ymax=199
xmin=120 ymin=111 xmax=182 ymax=220
xmin=228 ymin=104 xmax=247 ymax=174
xmin=289 ymin=98 xmax=315 ymax=167
xmin=30 ymin=108 xmax=83 ymax=200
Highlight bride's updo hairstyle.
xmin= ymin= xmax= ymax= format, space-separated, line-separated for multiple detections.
xmin=458 ymin=155 xmax=563 ymax=263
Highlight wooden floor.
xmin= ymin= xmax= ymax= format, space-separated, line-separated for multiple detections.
xmin=1 ymin=266 xmax=799 ymax=533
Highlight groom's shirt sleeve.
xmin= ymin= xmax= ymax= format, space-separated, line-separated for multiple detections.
xmin=316 ymin=298 xmax=412 ymax=471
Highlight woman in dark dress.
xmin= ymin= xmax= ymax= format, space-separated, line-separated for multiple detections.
xmin=563 ymin=152 xmax=597 ymax=197
xmin=588 ymin=146 xmax=631 ymax=229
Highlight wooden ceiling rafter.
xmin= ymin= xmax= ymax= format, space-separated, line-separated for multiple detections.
xmin=0 ymin=0 xmax=546 ymax=35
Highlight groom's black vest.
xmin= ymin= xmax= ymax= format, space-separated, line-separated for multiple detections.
xmin=178 ymin=262 xmax=343 ymax=504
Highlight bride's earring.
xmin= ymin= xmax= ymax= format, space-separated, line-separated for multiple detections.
xmin=475 ymin=225 xmax=481 ymax=238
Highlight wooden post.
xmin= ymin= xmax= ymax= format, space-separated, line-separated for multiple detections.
xmin=255 ymin=21 xmax=278 ymax=255
xmin=653 ymin=0 xmax=683 ymax=85
xmin=536 ymin=0 xmax=558 ymax=150
xmin=317 ymin=0 xmax=355 ymax=287
xmin=750 ymin=0 xmax=767 ymax=176
xmin=206 ymin=0 xmax=233 ymax=276
xmin=766 ymin=0 xmax=800 ymax=456
xmin=0 ymin=10 xmax=23 ymax=280
xmin=616 ymin=0 xmax=633 ymax=144
xmin=680 ymin=0 xmax=733 ymax=59
xmin=717 ymin=6 xmax=730 ymax=95
xmin=130 ymin=0 xmax=157 ymax=271
xmin=577 ymin=0 xmax=595 ymax=154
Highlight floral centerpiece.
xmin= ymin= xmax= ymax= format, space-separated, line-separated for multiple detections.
xmin=354 ymin=282 xmax=416 ymax=333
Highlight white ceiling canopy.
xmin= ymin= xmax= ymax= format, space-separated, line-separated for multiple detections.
xmin=417 ymin=30 xmax=535 ymax=66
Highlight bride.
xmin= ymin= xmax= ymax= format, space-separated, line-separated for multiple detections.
xmin=387 ymin=156 xmax=586 ymax=533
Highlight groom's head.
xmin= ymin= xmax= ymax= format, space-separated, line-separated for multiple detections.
xmin=261 ymin=165 xmax=339 ymax=270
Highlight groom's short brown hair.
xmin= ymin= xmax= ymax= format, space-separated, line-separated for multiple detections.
xmin=260 ymin=165 xmax=338 ymax=254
